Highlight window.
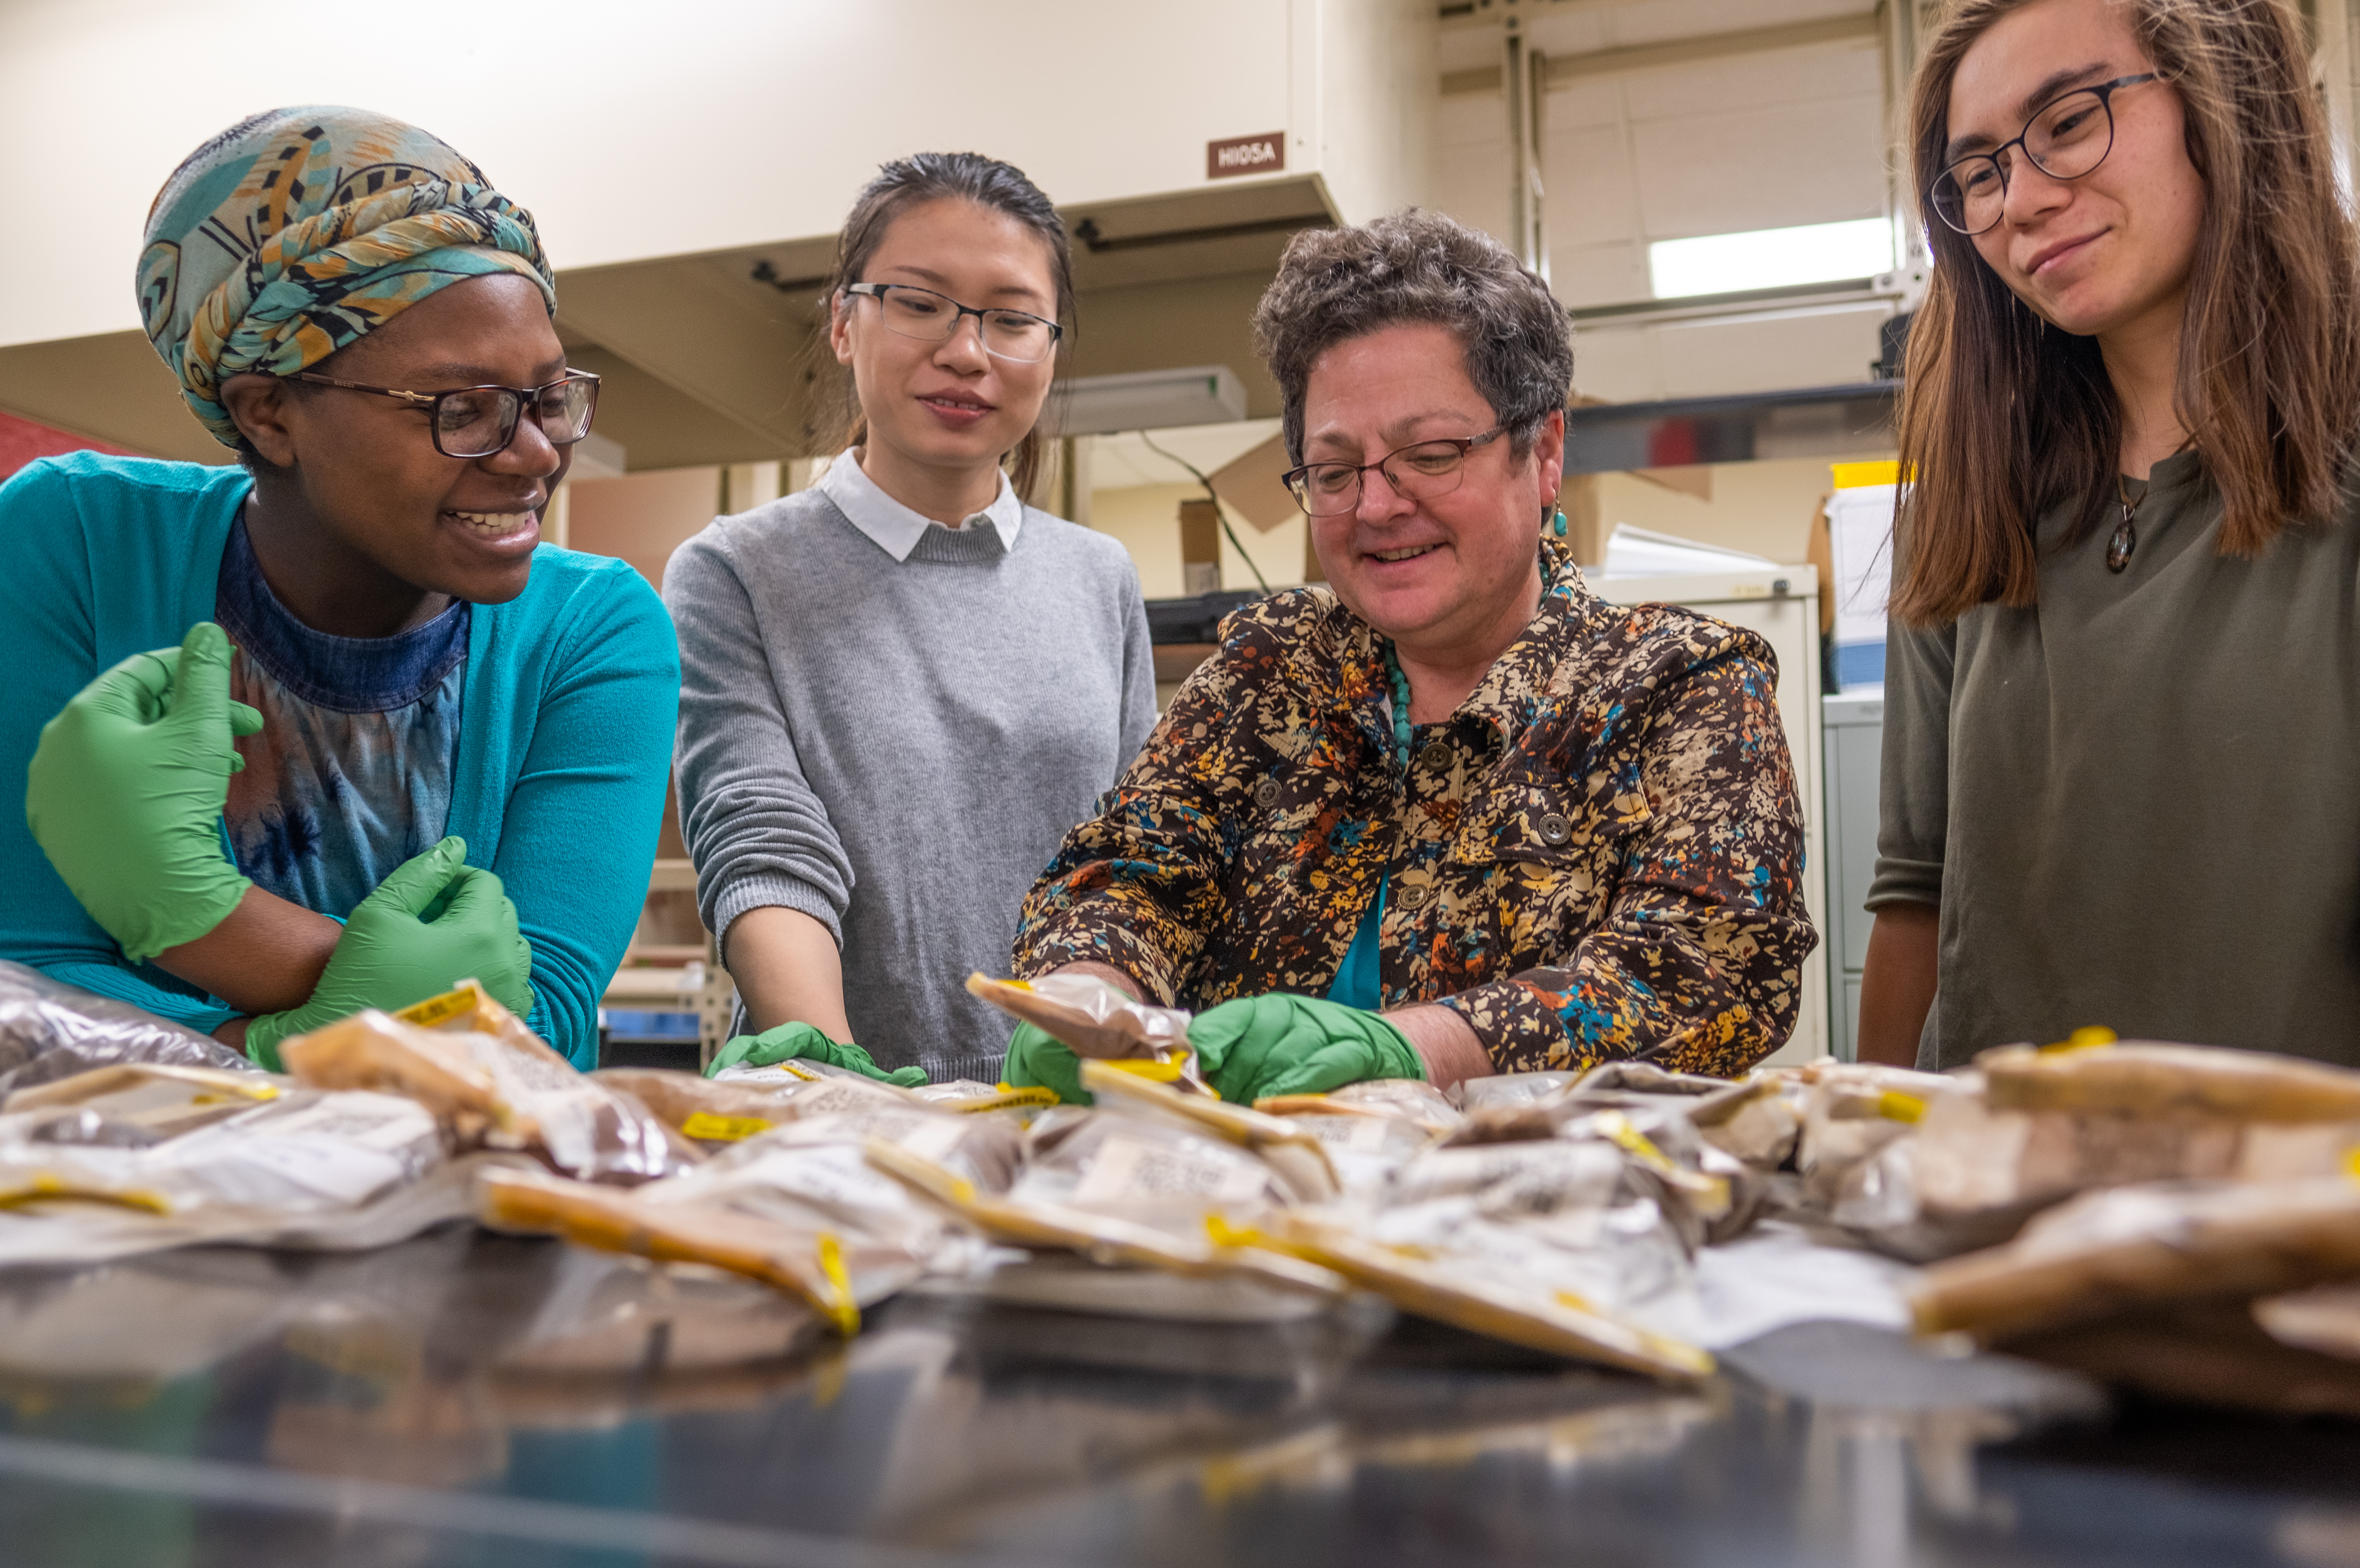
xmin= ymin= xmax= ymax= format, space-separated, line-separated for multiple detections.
xmin=1648 ymin=218 xmax=1896 ymax=299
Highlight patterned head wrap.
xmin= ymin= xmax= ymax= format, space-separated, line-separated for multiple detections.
xmin=138 ymin=107 xmax=557 ymax=447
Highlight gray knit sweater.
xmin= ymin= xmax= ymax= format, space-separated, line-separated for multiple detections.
xmin=665 ymin=487 xmax=1155 ymax=1082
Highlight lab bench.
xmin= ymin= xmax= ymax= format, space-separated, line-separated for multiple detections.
xmin=0 ymin=1229 xmax=2337 ymax=1567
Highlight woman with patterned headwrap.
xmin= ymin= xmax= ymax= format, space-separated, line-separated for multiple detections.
xmin=0 ymin=107 xmax=677 ymax=1069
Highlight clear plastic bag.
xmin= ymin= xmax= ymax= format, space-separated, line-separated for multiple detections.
xmin=1978 ymin=1038 xmax=2360 ymax=1121
xmin=1452 ymin=1071 xmax=1579 ymax=1112
xmin=0 ymin=961 xmax=253 ymax=1096
xmin=1013 ymin=1107 xmax=1294 ymax=1224
xmin=283 ymin=982 xmax=702 ymax=1184
xmin=0 ymin=1081 xmax=442 ymax=1217
xmin=1079 ymin=1060 xmax=1340 ymax=1202
xmin=1911 ymin=1175 xmax=2360 ymax=1345
xmin=965 ymin=972 xmax=1206 ymax=1089
xmin=1258 ymin=1077 xmax=1462 ymax=1133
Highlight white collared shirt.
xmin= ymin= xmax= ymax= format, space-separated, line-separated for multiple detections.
xmin=815 ymin=447 xmax=1026 ymax=562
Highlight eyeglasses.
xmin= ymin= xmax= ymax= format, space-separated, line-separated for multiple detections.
xmin=841 ymin=283 xmax=1063 ymax=363
xmin=1930 ymin=72 xmax=2160 ymax=236
xmin=289 ymin=369 xmax=602 ymax=459
xmin=1282 ymin=427 xmax=1507 ymax=517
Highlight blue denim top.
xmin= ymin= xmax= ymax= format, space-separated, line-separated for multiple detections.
xmin=214 ymin=516 xmax=469 ymax=919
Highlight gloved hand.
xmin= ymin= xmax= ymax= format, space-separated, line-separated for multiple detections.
xmin=705 ymin=1020 xmax=927 ymax=1087
xmin=25 ymin=622 xmax=264 ymax=962
xmin=1187 ymin=993 xmax=1426 ymax=1105
xmin=242 ymin=837 xmax=534 ymax=1071
xmin=1002 ymin=1021 xmax=1087 ymax=1105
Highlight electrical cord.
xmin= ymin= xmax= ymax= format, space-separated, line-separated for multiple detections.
xmin=1135 ymin=429 xmax=1272 ymax=593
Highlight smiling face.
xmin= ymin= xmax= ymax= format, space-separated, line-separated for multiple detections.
xmin=829 ymin=197 xmax=1059 ymax=494
xmin=224 ymin=271 xmax=570 ymax=611
xmin=1946 ymin=0 xmax=2205 ymax=340
xmin=1301 ymin=322 xmax=1562 ymax=665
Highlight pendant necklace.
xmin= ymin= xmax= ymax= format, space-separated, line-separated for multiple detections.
xmin=2107 ymin=474 xmax=2145 ymax=574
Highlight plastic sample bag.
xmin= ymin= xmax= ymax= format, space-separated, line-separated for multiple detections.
xmin=965 ymin=971 xmax=1193 ymax=1060
xmin=479 ymin=1085 xmax=1013 ymax=1334
xmin=283 ymin=982 xmax=702 ymax=1184
xmin=1910 ymin=1175 xmax=2360 ymax=1346
xmin=0 ymin=960 xmax=252 ymax=1095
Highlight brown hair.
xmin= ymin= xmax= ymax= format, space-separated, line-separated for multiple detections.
xmin=1251 ymin=208 xmax=1573 ymax=466
xmin=817 ymin=152 xmax=1074 ymax=503
xmin=1891 ymin=0 xmax=2360 ymax=626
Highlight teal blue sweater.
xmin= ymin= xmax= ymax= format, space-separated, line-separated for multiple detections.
xmin=0 ymin=454 xmax=679 ymax=1068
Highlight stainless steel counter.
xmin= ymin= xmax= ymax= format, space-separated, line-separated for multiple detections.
xmin=0 ymin=1229 xmax=2345 ymax=1567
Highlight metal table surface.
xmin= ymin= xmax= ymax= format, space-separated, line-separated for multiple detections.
xmin=0 ymin=1228 xmax=2348 ymax=1568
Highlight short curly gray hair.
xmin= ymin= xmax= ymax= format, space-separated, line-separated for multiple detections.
xmin=1251 ymin=209 xmax=1574 ymax=466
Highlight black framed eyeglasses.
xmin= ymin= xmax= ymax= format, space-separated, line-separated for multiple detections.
xmin=1282 ymin=427 xmax=1507 ymax=517
xmin=1930 ymin=72 xmax=2159 ymax=236
xmin=290 ymin=369 xmax=601 ymax=459
xmin=841 ymin=283 xmax=1063 ymax=363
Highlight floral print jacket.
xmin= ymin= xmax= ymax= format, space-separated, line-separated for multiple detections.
xmin=1011 ymin=543 xmax=1817 ymax=1078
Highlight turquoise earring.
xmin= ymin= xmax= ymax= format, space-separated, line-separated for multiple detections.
xmin=1551 ymin=508 xmax=1568 ymax=539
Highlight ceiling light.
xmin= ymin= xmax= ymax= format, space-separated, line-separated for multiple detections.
xmin=1649 ymin=219 xmax=1897 ymax=299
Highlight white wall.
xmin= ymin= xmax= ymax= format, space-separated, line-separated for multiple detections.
xmin=0 ymin=0 xmax=1435 ymax=351
xmin=1594 ymin=455 xmax=1882 ymax=566
xmin=1432 ymin=5 xmax=1894 ymax=403
xmin=1093 ymin=483 xmax=1308 ymax=601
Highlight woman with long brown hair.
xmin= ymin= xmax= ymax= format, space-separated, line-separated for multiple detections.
xmin=1859 ymin=0 xmax=2360 ymax=1066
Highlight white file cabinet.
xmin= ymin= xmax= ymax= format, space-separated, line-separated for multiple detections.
xmin=1821 ymin=693 xmax=1884 ymax=1061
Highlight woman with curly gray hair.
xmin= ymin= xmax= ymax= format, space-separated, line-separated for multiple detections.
xmin=1004 ymin=210 xmax=1817 ymax=1103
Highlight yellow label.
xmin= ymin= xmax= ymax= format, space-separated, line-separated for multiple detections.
xmin=192 ymin=1085 xmax=279 ymax=1105
xmin=0 ymin=1174 xmax=171 ymax=1215
xmin=396 ymin=986 xmax=479 ymax=1029
xmin=1101 ymin=1048 xmax=1191 ymax=1084
xmin=2344 ymin=1146 xmax=2360 ymax=1183
xmin=816 ymin=1233 xmax=860 ymax=1338
xmin=955 ymin=1085 xmax=1060 ymax=1113
xmin=1594 ymin=1110 xmax=1732 ymax=1210
xmin=679 ymin=1112 xmax=774 ymax=1142
xmin=2040 ymin=1025 xmax=2118 ymax=1055
xmin=1877 ymin=1090 xmax=1926 ymax=1123
xmin=1205 ymin=1213 xmax=1261 ymax=1249
xmin=1832 ymin=460 xmax=1901 ymax=489
xmin=1595 ymin=1110 xmax=1678 ymax=1175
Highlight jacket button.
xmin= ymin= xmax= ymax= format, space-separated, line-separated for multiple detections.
xmin=1397 ymin=885 xmax=1428 ymax=910
xmin=1418 ymin=740 xmax=1452 ymax=772
xmin=1254 ymin=777 xmax=1280 ymax=808
xmin=1537 ymin=813 xmax=1572 ymax=847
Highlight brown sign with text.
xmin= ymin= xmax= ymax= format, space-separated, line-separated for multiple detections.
xmin=1206 ymin=132 xmax=1286 ymax=180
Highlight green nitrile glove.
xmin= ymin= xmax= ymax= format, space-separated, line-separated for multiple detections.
xmin=26 ymin=622 xmax=265 ymax=963
xmin=704 ymin=1020 xmax=927 ymax=1087
xmin=1187 ymin=993 xmax=1426 ymax=1105
xmin=242 ymin=837 xmax=534 ymax=1071
xmin=1002 ymin=1021 xmax=1088 ymax=1105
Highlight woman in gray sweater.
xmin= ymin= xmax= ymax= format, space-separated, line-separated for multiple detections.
xmin=665 ymin=153 xmax=1155 ymax=1084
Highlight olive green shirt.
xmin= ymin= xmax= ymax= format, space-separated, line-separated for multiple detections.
xmin=1871 ymin=450 xmax=2360 ymax=1069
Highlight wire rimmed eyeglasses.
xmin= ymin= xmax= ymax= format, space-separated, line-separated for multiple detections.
xmin=1930 ymin=72 xmax=2159 ymax=237
xmin=1282 ymin=427 xmax=1506 ymax=517
xmin=289 ymin=369 xmax=601 ymax=460
xmin=841 ymin=283 xmax=1063 ymax=363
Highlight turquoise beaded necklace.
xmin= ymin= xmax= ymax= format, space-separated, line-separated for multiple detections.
xmin=1380 ymin=640 xmax=1414 ymax=770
